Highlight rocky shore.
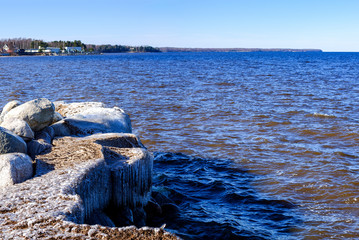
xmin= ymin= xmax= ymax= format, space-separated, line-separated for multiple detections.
xmin=0 ymin=99 xmax=179 ymax=239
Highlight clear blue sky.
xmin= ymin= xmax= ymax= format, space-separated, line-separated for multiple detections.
xmin=1 ymin=0 xmax=359 ymax=51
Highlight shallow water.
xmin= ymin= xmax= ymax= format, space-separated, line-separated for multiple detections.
xmin=0 ymin=52 xmax=358 ymax=239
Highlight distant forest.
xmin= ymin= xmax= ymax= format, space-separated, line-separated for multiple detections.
xmin=0 ymin=38 xmax=161 ymax=53
xmin=160 ymin=47 xmax=323 ymax=53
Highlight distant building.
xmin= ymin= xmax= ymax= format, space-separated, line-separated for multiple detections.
xmin=44 ymin=47 xmax=60 ymax=53
xmin=25 ymin=49 xmax=40 ymax=53
xmin=2 ymin=44 xmax=10 ymax=52
xmin=65 ymin=47 xmax=82 ymax=53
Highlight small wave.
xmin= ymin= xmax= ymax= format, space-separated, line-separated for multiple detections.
xmin=214 ymin=82 xmax=235 ymax=86
xmin=334 ymin=152 xmax=358 ymax=159
xmin=308 ymin=113 xmax=336 ymax=118
xmin=261 ymin=121 xmax=292 ymax=127
xmin=153 ymin=152 xmax=299 ymax=239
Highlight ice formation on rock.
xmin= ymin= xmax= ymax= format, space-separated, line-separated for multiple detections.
xmin=0 ymin=100 xmax=178 ymax=239
xmin=0 ymin=133 xmax=176 ymax=239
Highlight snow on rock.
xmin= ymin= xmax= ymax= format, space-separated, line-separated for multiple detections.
xmin=51 ymin=102 xmax=132 ymax=137
xmin=0 ymin=153 xmax=33 ymax=188
xmin=0 ymin=133 xmax=172 ymax=239
xmin=54 ymin=101 xmax=107 ymax=117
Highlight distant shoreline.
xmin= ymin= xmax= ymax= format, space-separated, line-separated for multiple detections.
xmin=0 ymin=48 xmax=325 ymax=58
xmin=159 ymin=47 xmax=323 ymax=52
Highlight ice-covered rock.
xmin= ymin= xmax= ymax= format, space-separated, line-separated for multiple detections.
xmin=0 ymin=126 xmax=27 ymax=154
xmin=0 ymin=133 xmax=173 ymax=239
xmin=0 ymin=118 xmax=34 ymax=141
xmin=51 ymin=104 xmax=132 ymax=137
xmin=2 ymin=98 xmax=55 ymax=131
xmin=86 ymin=210 xmax=116 ymax=227
xmin=55 ymin=101 xmax=107 ymax=117
xmin=0 ymin=153 xmax=33 ymax=188
xmin=0 ymin=100 xmax=178 ymax=239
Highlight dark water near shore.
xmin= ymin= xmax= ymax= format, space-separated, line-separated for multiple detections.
xmin=1 ymin=52 xmax=358 ymax=239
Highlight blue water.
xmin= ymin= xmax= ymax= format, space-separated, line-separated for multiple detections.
xmin=1 ymin=52 xmax=359 ymax=239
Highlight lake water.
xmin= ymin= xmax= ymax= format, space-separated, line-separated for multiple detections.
xmin=0 ymin=52 xmax=358 ymax=239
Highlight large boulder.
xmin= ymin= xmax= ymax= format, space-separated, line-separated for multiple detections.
xmin=0 ymin=153 xmax=33 ymax=188
xmin=0 ymin=126 xmax=27 ymax=154
xmin=51 ymin=105 xmax=132 ymax=137
xmin=2 ymin=98 xmax=55 ymax=132
xmin=0 ymin=118 xmax=34 ymax=141
xmin=0 ymin=100 xmax=21 ymax=123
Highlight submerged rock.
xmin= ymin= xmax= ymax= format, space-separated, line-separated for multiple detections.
xmin=161 ymin=203 xmax=180 ymax=218
xmin=0 ymin=153 xmax=33 ymax=188
xmin=152 ymin=191 xmax=175 ymax=206
xmin=2 ymin=98 xmax=55 ymax=132
xmin=145 ymin=200 xmax=162 ymax=218
xmin=0 ymin=126 xmax=27 ymax=154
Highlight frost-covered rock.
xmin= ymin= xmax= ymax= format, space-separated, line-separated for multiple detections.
xmin=0 ymin=133 xmax=166 ymax=239
xmin=0 ymin=153 xmax=33 ymax=188
xmin=2 ymin=98 xmax=55 ymax=132
xmin=0 ymin=100 xmax=21 ymax=123
xmin=0 ymin=101 xmax=178 ymax=239
xmin=0 ymin=118 xmax=34 ymax=141
xmin=0 ymin=126 xmax=27 ymax=154
xmin=51 ymin=104 xmax=132 ymax=137
xmin=55 ymin=101 xmax=107 ymax=117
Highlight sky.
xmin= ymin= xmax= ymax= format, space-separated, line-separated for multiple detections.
xmin=1 ymin=0 xmax=359 ymax=52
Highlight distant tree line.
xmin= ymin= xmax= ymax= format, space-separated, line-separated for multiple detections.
xmin=1 ymin=38 xmax=160 ymax=53
xmin=85 ymin=44 xmax=161 ymax=53
xmin=0 ymin=38 xmax=33 ymax=50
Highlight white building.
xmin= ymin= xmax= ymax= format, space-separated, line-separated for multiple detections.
xmin=25 ymin=49 xmax=40 ymax=53
xmin=2 ymin=44 xmax=10 ymax=52
xmin=65 ymin=47 xmax=82 ymax=53
xmin=44 ymin=47 xmax=61 ymax=53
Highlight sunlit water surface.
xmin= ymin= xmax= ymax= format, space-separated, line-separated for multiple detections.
xmin=0 ymin=53 xmax=358 ymax=239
